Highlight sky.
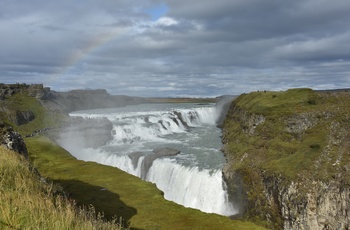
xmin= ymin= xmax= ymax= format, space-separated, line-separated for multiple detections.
xmin=0 ymin=0 xmax=350 ymax=97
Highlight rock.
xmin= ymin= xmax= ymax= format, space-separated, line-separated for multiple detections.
xmin=10 ymin=110 xmax=36 ymax=126
xmin=173 ymin=111 xmax=190 ymax=128
xmin=128 ymin=152 xmax=144 ymax=169
xmin=28 ymin=84 xmax=51 ymax=100
xmin=0 ymin=122 xmax=28 ymax=159
xmin=264 ymin=177 xmax=350 ymax=230
xmin=0 ymin=83 xmax=52 ymax=100
xmin=128 ymin=148 xmax=181 ymax=179
xmin=153 ymin=148 xmax=181 ymax=156
xmin=221 ymin=90 xmax=350 ymax=229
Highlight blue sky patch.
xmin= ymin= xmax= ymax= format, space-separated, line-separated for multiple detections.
xmin=145 ymin=3 xmax=168 ymax=21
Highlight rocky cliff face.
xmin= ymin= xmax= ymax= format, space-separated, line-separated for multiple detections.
xmin=0 ymin=122 xmax=28 ymax=159
xmin=260 ymin=175 xmax=350 ymax=230
xmin=222 ymin=89 xmax=350 ymax=229
xmin=0 ymin=107 xmax=36 ymax=126
xmin=0 ymin=83 xmax=52 ymax=100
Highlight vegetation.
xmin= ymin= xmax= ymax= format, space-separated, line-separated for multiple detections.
xmin=0 ymin=146 xmax=123 ymax=230
xmin=224 ymin=88 xmax=350 ymax=180
xmin=25 ymin=136 xmax=266 ymax=230
xmin=0 ymin=84 xmax=266 ymax=229
xmin=0 ymin=92 xmax=67 ymax=136
xmin=222 ymin=88 xmax=350 ymax=228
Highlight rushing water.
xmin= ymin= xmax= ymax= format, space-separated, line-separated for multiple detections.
xmin=61 ymin=103 xmax=237 ymax=216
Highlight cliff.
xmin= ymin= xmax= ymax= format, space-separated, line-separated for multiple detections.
xmin=0 ymin=121 xmax=28 ymax=159
xmin=222 ymin=88 xmax=350 ymax=229
xmin=0 ymin=83 xmax=149 ymax=144
xmin=0 ymin=83 xmax=146 ymax=115
xmin=0 ymin=83 xmax=119 ymax=148
xmin=0 ymin=83 xmax=52 ymax=100
xmin=48 ymin=89 xmax=147 ymax=113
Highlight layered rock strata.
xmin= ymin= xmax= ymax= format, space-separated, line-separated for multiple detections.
xmin=221 ymin=89 xmax=350 ymax=229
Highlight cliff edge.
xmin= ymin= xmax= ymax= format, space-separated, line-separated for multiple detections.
xmin=222 ymin=88 xmax=350 ymax=229
xmin=0 ymin=83 xmax=146 ymax=114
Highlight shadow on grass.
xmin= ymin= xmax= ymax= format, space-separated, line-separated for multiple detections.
xmin=54 ymin=179 xmax=139 ymax=229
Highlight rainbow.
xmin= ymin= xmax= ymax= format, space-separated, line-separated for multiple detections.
xmin=49 ymin=27 xmax=127 ymax=88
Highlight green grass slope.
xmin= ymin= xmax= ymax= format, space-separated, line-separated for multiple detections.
xmin=222 ymin=88 xmax=350 ymax=228
xmin=26 ymin=136 xmax=266 ymax=230
xmin=0 ymin=93 xmax=67 ymax=136
xmin=224 ymin=88 xmax=350 ymax=181
xmin=0 ymin=146 xmax=123 ymax=230
xmin=1 ymin=88 xmax=266 ymax=229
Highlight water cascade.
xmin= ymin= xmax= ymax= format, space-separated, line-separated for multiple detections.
xmin=59 ymin=103 xmax=237 ymax=216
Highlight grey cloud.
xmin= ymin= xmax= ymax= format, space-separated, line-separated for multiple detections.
xmin=0 ymin=0 xmax=349 ymax=97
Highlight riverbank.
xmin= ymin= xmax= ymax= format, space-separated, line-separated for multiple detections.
xmin=26 ymin=135 xmax=265 ymax=229
xmin=1 ymin=83 xmax=263 ymax=229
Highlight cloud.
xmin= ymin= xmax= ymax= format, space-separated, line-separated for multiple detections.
xmin=0 ymin=0 xmax=349 ymax=97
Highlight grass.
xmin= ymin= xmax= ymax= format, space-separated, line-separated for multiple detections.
xmin=222 ymin=88 xmax=350 ymax=228
xmin=0 ymin=146 xmax=123 ymax=230
xmin=224 ymin=88 xmax=350 ymax=181
xmin=1 ymin=88 xmax=266 ymax=229
xmin=234 ymin=88 xmax=316 ymax=117
xmin=26 ymin=136 xmax=266 ymax=230
xmin=0 ymin=93 xmax=68 ymax=137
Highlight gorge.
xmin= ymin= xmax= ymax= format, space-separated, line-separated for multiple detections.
xmin=221 ymin=88 xmax=350 ymax=229
xmin=1 ymin=83 xmax=350 ymax=229
xmin=57 ymin=102 xmax=237 ymax=216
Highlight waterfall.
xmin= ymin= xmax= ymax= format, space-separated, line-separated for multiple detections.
xmin=72 ymin=149 xmax=236 ymax=216
xmin=63 ymin=103 xmax=238 ymax=216
xmin=147 ymin=159 xmax=235 ymax=216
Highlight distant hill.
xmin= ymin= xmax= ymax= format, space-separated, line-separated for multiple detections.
xmin=0 ymin=83 xmax=147 ymax=114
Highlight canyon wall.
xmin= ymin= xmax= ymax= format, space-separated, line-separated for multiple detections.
xmin=222 ymin=89 xmax=350 ymax=229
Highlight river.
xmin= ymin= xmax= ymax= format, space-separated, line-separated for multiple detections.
xmin=59 ymin=102 xmax=237 ymax=216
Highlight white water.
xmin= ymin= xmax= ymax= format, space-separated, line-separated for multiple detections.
xmin=147 ymin=159 xmax=234 ymax=215
xmin=61 ymin=103 xmax=237 ymax=216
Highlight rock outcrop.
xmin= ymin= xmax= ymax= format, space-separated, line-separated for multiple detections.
xmin=222 ymin=89 xmax=350 ymax=229
xmin=129 ymin=148 xmax=181 ymax=179
xmin=0 ymin=107 xmax=36 ymax=126
xmin=0 ymin=83 xmax=53 ymax=100
xmin=265 ymin=177 xmax=350 ymax=230
xmin=0 ymin=122 xmax=28 ymax=159
xmin=10 ymin=110 xmax=36 ymax=126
